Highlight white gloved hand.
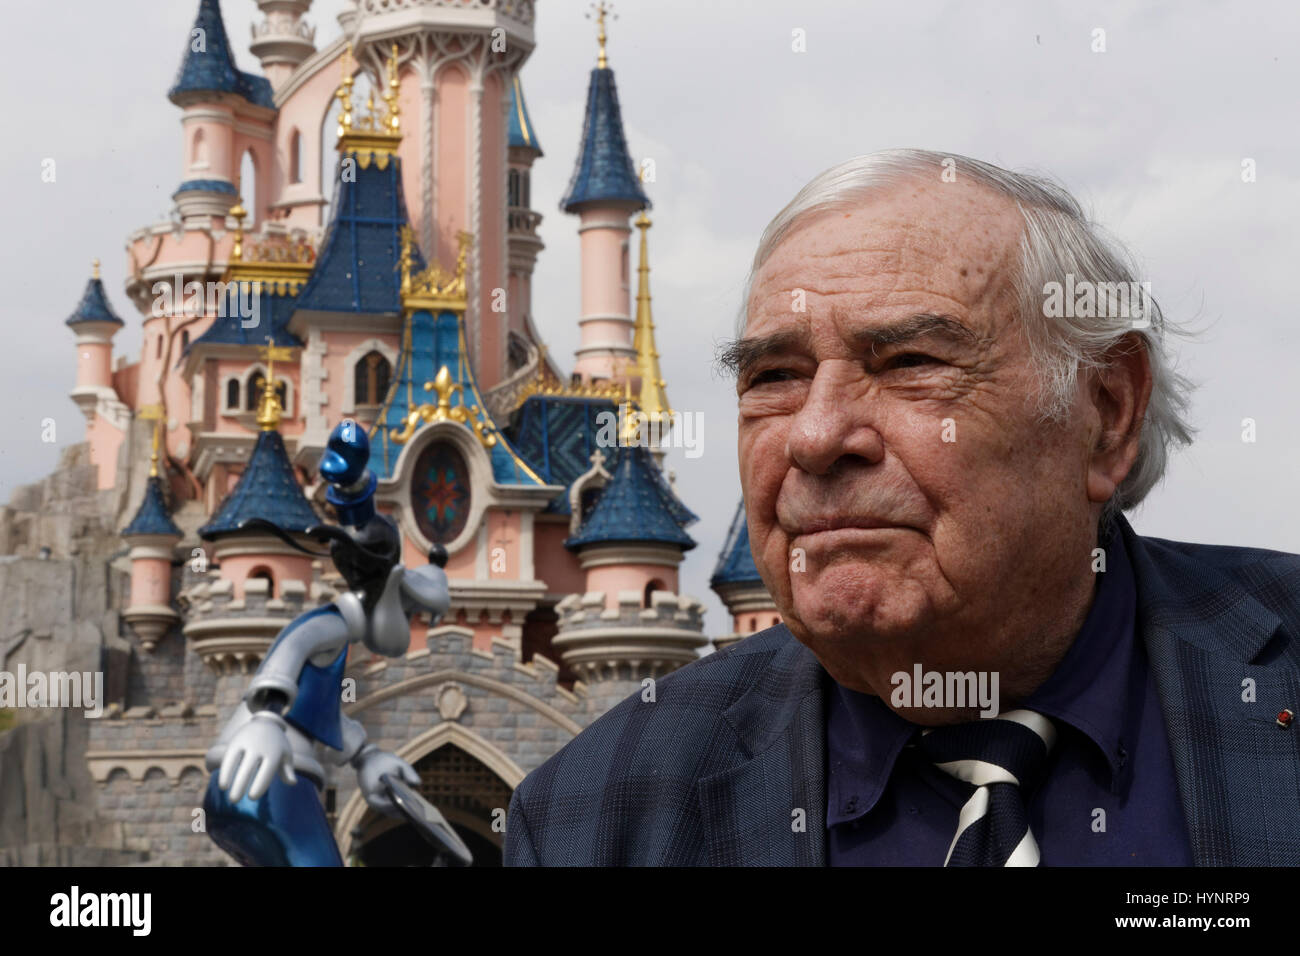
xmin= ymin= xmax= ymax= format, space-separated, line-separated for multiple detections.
xmin=218 ymin=710 xmax=298 ymax=802
xmin=353 ymin=743 xmax=419 ymax=818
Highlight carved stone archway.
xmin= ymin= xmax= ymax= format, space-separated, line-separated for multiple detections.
xmin=335 ymin=722 xmax=524 ymax=865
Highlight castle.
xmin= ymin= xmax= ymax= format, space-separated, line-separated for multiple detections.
xmin=0 ymin=0 xmax=781 ymax=865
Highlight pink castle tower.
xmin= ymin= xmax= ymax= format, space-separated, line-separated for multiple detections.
xmin=249 ymin=0 xmax=317 ymax=90
xmin=560 ymin=4 xmax=650 ymax=386
xmin=65 ymin=260 xmax=130 ymax=490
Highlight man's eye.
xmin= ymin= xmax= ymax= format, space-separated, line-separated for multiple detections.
xmin=888 ymin=353 xmax=938 ymax=369
xmin=748 ymin=368 xmax=796 ymax=386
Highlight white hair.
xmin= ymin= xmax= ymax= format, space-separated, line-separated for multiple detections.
xmin=735 ymin=148 xmax=1196 ymax=527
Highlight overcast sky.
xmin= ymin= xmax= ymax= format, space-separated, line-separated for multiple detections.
xmin=3 ymin=0 xmax=1298 ymax=633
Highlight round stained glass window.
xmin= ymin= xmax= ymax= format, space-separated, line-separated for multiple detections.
xmin=411 ymin=442 xmax=471 ymax=544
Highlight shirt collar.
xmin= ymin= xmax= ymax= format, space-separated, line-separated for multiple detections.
xmin=1020 ymin=520 xmax=1139 ymax=787
xmin=825 ymin=521 xmax=1140 ymax=827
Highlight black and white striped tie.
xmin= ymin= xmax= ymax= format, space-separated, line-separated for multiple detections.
xmin=917 ymin=709 xmax=1057 ymax=867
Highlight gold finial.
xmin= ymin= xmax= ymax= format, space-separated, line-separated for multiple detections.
xmin=427 ymin=365 xmax=463 ymax=416
xmin=588 ymin=2 xmax=615 ymax=69
xmin=399 ymin=225 xmax=415 ymax=296
xmin=92 ymin=258 xmax=101 ymax=280
xmin=399 ymin=230 xmax=474 ymax=313
xmin=255 ymin=337 xmax=294 ymax=431
xmin=139 ymin=404 xmax=166 ymax=478
xmin=334 ymin=42 xmax=403 ymax=164
xmin=389 ymin=363 xmax=496 ymax=449
xmin=336 ymin=43 xmax=356 ymax=139
xmin=229 ymin=184 xmax=247 ymax=262
xmin=455 ymin=230 xmax=472 ymax=280
xmin=384 ymin=43 xmax=401 ymax=135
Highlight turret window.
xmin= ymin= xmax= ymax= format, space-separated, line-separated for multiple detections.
xmin=354 ymin=351 xmax=392 ymax=407
xmin=191 ymin=128 xmax=208 ymax=170
xmin=508 ymin=168 xmax=521 ymax=208
xmin=247 ymin=566 xmax=275 ymax=597
xmin=225 ymin=379 xmax=240 ymax=410
xmin=289 ymin=129 xmax=302 ymax=185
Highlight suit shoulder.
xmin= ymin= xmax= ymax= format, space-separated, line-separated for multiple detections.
xmin=1135 ymin=532 xmax=1300 ymax=627
xmin=1138 ymin=532 xmax=1300 ymax=572
xmin=506 ymin=625 xmax=796 ymax=861
xmin=522 ymin=625 xmax=792 ymax=777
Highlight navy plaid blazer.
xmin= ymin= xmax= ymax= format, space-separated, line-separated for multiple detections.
xmin=505 ymin=514 xmax=1300 ymax=865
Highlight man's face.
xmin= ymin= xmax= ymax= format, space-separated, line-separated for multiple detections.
xmin=735 ymin=177 xmax=1100 ymax=703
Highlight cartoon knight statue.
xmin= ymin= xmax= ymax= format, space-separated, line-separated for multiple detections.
xmin=203 ymin=419 xmax=467 ymax=866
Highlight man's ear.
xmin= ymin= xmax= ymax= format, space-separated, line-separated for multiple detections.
xmin=1085 ymin=333 xmax=1153 ymax=505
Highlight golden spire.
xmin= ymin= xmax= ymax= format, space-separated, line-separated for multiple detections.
xmin=229 ymin=183 xmax=247 ymax=262
xmin=336 ymin=43 xmax=355 ymax=139
xmin=92 ymin=258 xmax=101 ymax=280
xmin=632 ymin=211 xmax=672 ymax=427
xmin=138 ymin=404 xmax=166 ymax=478
xmin=383 ymin=42 xmax=401 ymax=135
xmin=255 ymin=337 xmax=294 ymax=431
xmin=589 ymin=2 xmax=614 ymax=69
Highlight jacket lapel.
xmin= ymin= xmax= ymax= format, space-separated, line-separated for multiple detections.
xmin=1123 ymin=518 xmax=1300 ymax=865
xmin=697 ymin=629 xmax=829 ymax=866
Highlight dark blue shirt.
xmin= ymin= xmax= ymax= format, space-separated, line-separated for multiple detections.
xmin=825 ymin=524 xmax=1193 ymax=865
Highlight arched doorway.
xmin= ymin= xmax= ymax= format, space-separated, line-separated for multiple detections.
xmin=347 ymin=743 xmax=512 ymax=867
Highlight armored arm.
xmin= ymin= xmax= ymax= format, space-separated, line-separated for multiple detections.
xmin=243 ymin=600 xmax=365 ymax=714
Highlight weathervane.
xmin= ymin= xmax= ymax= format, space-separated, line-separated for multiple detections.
xmin=586 ymin=2 xmax=616 ymax=69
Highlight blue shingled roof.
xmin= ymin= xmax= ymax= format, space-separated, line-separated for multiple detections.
xmin=185 ymin=283 xmax=303 ymax=355
xmin=564 ymin=443 xmax=696 ymax=551
xmin=122 ymin=476 xmax=182 ymax=538
xmin=168 ymin=0 xmax=275 ymax=110
xmin=560 ymin=67 xmax=649 ymax=212
xmin=294 ymin=153 xmax=422 ymax=314
xmin=507 ymin=395 xmax=618 ymax=514
xmin=174 ymin=179 xmax=239 ymax=196
xmin=370 ymin=309 xmax=546 ymax=487
xmin=508 ymin=75 xmax=542 ymax=154
xmin=198 ymin=429 xmax=319 ymax=538
xmin=65 ymin=275 xmax=124 ymax=328
xmin=710 ymin=498 xmax=762 ymax=587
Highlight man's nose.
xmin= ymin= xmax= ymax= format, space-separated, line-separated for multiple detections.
xmin=785 ymin=364 xmax=884 ymax=475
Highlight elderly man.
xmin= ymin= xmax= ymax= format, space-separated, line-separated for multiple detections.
xmin=504 ymin=149 xmax=1300 ymax=866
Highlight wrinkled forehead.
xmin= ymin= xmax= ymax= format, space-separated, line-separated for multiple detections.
xmin=746 ymin=177 xmax=1026 ymax=327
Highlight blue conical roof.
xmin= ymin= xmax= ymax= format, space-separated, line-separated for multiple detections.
xmin=370 ymin=308 xmax=547 ymax=487
xmin=294 ymin=152 xmax=422 ymax=314
xmin=564 ymin=444 xmax=695 ymax=551
xmin=122 ymin=476 xmax=182 ymax=538
xmin=65 ymin=274 xmax=124 ymax=328
xmin=198 ymin=429 xmax=319 ymax=538
xmin=710 ymin=498 xmax=762 ymax=587
xmin=508 ymin=75 xmax=542 ymax=154
xmin=560 ymin=67 xmax=648 ymax=212
xmin=168 ymin=0 xmax=275 ymax=110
